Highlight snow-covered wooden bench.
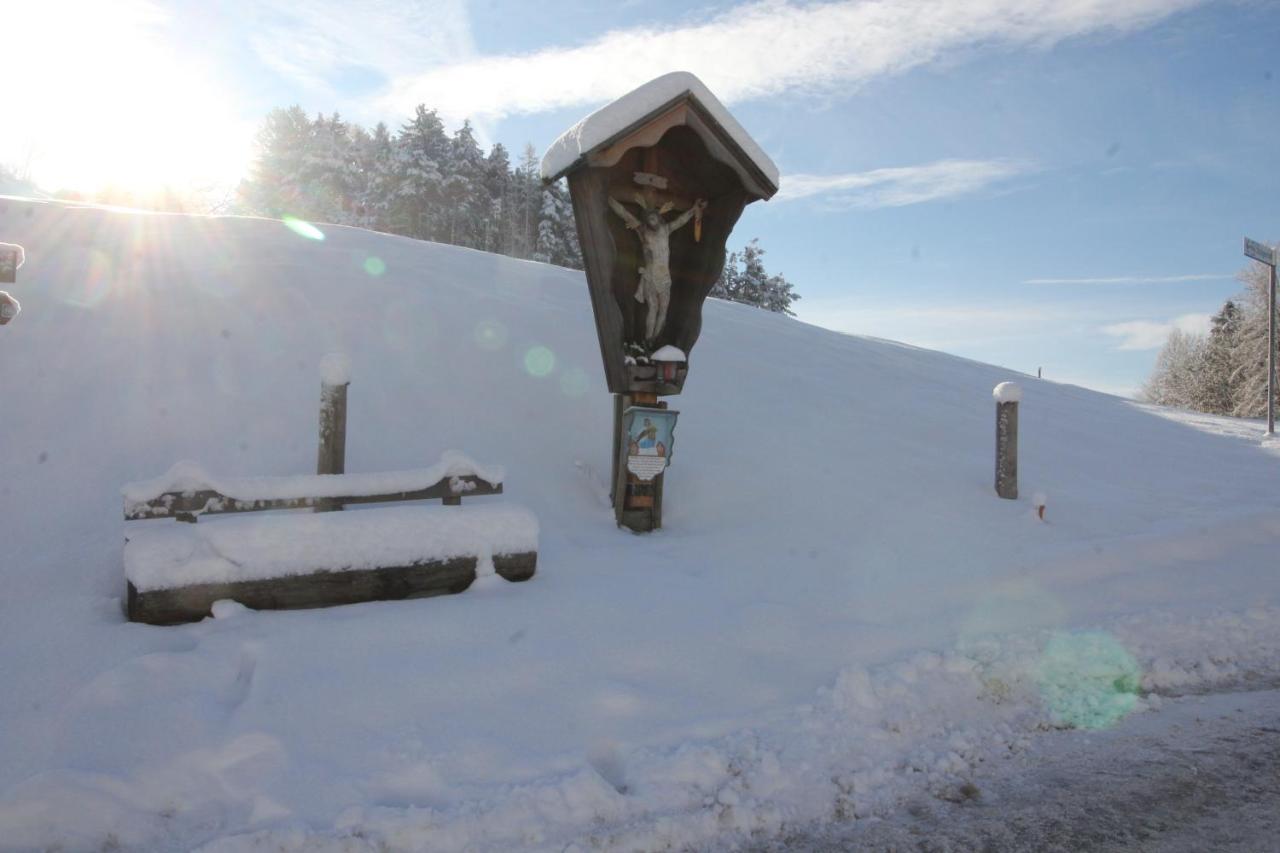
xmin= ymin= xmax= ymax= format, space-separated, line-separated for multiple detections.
xmin=122 ymin=453 xmax=537 ymax=625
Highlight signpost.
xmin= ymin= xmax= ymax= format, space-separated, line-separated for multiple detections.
xmin=1244 ymin=237 xmax=1277 ymax=436
xmin=1244 ymin=238 xmax=1275 ymax=266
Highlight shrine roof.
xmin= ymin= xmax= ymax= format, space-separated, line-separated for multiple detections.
xmin=540 ymin=72 xmax=779 ymax=197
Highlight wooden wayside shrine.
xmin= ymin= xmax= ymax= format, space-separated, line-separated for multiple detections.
xmin=543 ymin=72 xmax=779 ymax=531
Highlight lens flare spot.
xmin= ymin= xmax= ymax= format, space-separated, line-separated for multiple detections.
xmin=283 ymin=216 xmax=325 ymax=241
xmin=363 ymin=256 xmax=386 ymax=276
xmin=559 ymin=367 xmax=590 ymax=397
xmin=474 ymin=320 xmax=508 ymax=351
xmin=1035 ymin=631 xmax=1142 ymax=730
xmin=523 ymin=345 xmax=556 ymax=378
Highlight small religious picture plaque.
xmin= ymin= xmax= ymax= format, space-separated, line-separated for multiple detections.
xmin=622 ymin=406 xmax=678 ymax=481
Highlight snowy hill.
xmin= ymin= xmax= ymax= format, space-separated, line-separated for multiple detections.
xmin=1 ymin=196 xmax=1278 ymax=851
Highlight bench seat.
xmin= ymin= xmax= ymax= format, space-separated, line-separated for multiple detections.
xmin=125 ymin=505 xmax=538 ymax=625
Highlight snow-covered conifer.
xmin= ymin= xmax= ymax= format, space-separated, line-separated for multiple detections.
xmin=712 ymin=239 xmax=800 ymax=316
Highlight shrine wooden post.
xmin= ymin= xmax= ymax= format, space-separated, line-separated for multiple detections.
xmin=0 ymin=242 xmax=24 ymax=326
xmin=542 ymin=72 xmax=779 ymax=532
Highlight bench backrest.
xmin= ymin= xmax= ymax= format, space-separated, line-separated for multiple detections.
xmin=124 ymin=468 xmax=502 ymax=523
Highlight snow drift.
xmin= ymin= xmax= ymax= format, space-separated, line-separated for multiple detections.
xmin=0 ymin=196 xmax=1278 ymax=851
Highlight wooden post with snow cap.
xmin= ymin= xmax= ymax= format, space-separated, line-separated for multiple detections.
xmin=0 ymin=242 xmax=25 ymax=327
xmin=993 ymin=382 xmax=1020 ymax=500
xmin=316 ymin=353 xmax=351 ymax=511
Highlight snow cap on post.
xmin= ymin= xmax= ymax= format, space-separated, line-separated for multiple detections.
xmin=0 ymin=242 xmax=25 ymax=270
xmin=540 ymin=71 xmax=779 ymax=200
xmin=0 ymin=291 xmax=20 ymax=324
xmin=650 ymin=345 xmax=687 ymax=362
xmin=320 ymin=352 xmax=352 ymax=386
xmin=993 ymin=381 xmax=1022 ymax=404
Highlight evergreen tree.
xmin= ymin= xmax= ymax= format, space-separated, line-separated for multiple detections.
xmin=304 ymin=112 xmax=358 ymax=224
xmin=238 ymin=106 xmax=585 ymax=271
xmin=712 ymin=239 xmax=800 ymax=316
xmin=483 ymin=143 xmax=513 ymax=255
xmin=533 ymin=180 xmax=581 ymax=268
xmin=393 ymin=106 xmax=450 ymax=240
xmin=443 ymin=120 xmax=486 ymax=248
xmin=1196 ymin=299 xmax=1242 ymax=415
xmin=353 ymin=122 xmax=397 ymax=231
xmin=240 ymin=106 xmax=312 ymax=217
xmin=512 ymin=145 xmax=542 ymax=260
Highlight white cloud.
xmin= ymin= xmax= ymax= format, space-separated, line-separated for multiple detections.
xmin=1026 ymin=274 xmax=1231 ymax=285
xmin=1101 ymin=313 xmax=1211 ymax=351
xmin=777 ymin=159 xmax=1032 ymax=208
xmin=379 ymin=0 xmax=1203 ymax=122
xmin=244 ymin=0 xmax=473 ymax=97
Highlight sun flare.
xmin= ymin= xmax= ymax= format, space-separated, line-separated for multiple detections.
xmin=2 ymin=1 xmax=253 ymax=197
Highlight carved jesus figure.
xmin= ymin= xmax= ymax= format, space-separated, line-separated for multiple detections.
xmin=608 ymin=196 xmax=707 ymax=343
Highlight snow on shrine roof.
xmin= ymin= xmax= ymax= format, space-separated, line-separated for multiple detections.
xmin=540 ymin=72 xmax=779 ymax=193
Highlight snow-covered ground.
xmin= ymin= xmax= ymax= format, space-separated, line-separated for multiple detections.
xmin=0 ymin=197 xmax=1278 ymax=851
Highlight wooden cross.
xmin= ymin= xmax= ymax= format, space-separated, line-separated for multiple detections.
xmin=610 ymin=164 xmax=704 ymax=241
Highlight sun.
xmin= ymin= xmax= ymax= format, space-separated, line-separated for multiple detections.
xmin=1 ymin=1 xmax=254 ymax=198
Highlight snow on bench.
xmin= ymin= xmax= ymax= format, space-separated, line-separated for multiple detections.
xmin=121 ymin=454 xmax=537 ymax=625
xmin=123 ymin=451 xmax=504 ymax=520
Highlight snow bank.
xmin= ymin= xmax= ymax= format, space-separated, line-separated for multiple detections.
xmin=992 ymin=381 xmax=1022 ymax=403
xmin=122 ymin=452 xmax=504 ymax=516
xmin=125 ymin=505 xmax=539 ymax=591
xmin=540 ymin=71 xmax=779 ymax=189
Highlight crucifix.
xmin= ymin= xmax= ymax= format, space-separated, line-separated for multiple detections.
xmin=608 ymin=187 xmax=706 ymax=343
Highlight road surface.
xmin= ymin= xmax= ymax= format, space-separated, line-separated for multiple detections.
xmin=739 ymin=688 xmax=1280 ymax=852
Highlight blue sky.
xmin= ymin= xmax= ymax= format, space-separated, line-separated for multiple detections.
xmin=4 ymin=0 xmax=1278 ymax=396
